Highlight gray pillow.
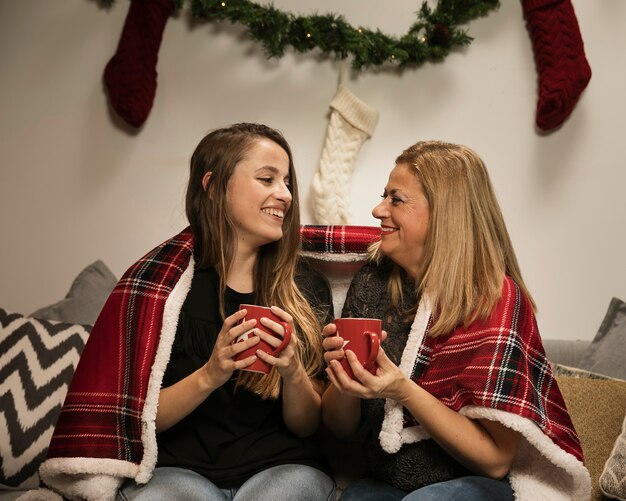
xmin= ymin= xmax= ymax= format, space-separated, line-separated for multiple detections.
xmin=30 ymin=260 xmax=117 ymax=325
xmin=579 ymin=297 xmax=626 ymax=380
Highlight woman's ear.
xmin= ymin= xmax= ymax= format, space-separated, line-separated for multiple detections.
xmin=202 ymin=171 xmax=212 ymax=192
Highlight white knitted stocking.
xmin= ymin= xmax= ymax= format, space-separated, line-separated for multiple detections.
xmin=311 ymin=85 xmax=379 ymax=224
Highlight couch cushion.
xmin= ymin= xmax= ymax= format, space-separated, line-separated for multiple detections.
xmin=579 ymin=297 xmax=626 ymax=380
xmin=0 ymin=309 xmax=90 ymax=489
xmin=556 ymin=375 xmax=626 ymax=501
xmin=30 ymin=260 xmax=117 ymax=325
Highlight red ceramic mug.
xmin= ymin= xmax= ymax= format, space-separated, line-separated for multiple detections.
xmin=233 ymin=304 xmax=292 ymax=374
xmin=334 ymin=318 xmax=381 ymax=380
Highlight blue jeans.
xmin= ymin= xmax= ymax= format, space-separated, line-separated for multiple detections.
xmin=117 ymin=464 xmax=336 ymax=501
xmin=339 ymin=477 xmax=514 ymax=501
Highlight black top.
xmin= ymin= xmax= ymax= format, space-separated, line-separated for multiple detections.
xmin=342 ymin=259 xmax=472 ymax=490
xmin=156 ymin=264 xmax=332 ymax=488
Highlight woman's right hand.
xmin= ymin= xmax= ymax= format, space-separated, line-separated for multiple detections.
xmin=202 ymin=308 xmax=260 ymax=389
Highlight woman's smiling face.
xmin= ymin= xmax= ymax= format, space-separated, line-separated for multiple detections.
xmin=226 ymin=137 xmax=292 ymax=253
xmin=372 ymin=163 xmax=430 ymax=279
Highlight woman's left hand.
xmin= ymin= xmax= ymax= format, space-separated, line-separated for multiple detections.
xmin=326 ymin=346 xmax=412 ymax=404
xmin=254 ymin=305 xmax=301 ymax=380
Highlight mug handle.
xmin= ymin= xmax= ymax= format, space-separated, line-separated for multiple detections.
xmin=364 ymin=331 xmax=380 ymax=366
xmin=270 ymin=322 xmax=292 ymax=356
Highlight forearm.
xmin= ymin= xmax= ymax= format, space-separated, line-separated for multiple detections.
xmin=321 ymin=383 xmax=361 ymax=438
xmin=399 ymin=380 xmax=518 ymax=478
xmin=155 ymin=366 xmax=217 ymax=433
xmin=281 ymin=366 xmax=322 ymax=437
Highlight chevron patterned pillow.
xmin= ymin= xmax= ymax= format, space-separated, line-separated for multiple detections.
xmin=0 ymin=308 xmax=90 ymax=489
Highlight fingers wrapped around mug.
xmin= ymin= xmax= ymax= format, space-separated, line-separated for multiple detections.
xmin=225 ymin=311 xmax=260 ymax=368
xmin=234 ymin=304 xmax=293 ymax=374
xmin=322 ymin=323 xmax=345 ymax=364
xmin=326 ymin=351 xmax=377 ymax=397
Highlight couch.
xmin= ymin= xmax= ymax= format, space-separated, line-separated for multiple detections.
xmin=2 ymin=226 xmax=625 ymax=501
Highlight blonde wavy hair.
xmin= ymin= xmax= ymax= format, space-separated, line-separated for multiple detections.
xmin=186 ymin=123 xmax=323 ymax=398
xmin=372 ymin=140 xmax=535 ymax=337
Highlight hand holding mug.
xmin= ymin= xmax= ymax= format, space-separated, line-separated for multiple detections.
xmin=203 ymin=308 xmax=261 ymax=388
xmin=234 ymin=304 xmax=292 ymax=374
xmin=331 ymin=318 xmax=381 ymax=380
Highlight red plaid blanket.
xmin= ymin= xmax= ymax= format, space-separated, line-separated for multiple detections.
xmin=300 ymin=225 xmax=380 ymax=254
xmin=39 ymin=227 xmax=195 ymax=499
xmin=38 ymin=225 xmax=378 ymax=499
xmin=379 ymin=276 xmax=590 ymax=499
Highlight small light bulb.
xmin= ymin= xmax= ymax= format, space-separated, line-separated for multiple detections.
xmin=306 ymin=32 xmax=311 ymax=38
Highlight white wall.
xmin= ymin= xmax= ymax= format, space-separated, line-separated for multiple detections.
xmin=1 ymin=0 xmax=625 ymax=342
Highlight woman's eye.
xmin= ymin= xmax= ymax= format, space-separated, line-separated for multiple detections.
xmin=258 ymin=177 xmax=272 ymax=184
xmin=381 ymin=192 xmax=402 ymax=204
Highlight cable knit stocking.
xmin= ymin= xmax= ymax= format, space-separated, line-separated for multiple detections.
xmin=522 ymin=0 xmax=592 ymax=132
xmin=311 ymin=85 xmax=379 ymax=225
xmin=104 ymin=0 xmax=174 ymax=128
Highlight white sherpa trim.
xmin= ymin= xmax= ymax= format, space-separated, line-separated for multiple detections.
xmin=299 ymin=250 xmax=369 ymax=263
xmin=461 ymin=406 xmax=591 ymax=501
xmin=39 ymin=458 xmax=134 ymax=501
xmin=379 ymin=295 xmax=432 ymax=453
xmin=137 ymin=255 xmax=194 ymax=483
xmin=16 ymin=487 xmax=63 ymax=501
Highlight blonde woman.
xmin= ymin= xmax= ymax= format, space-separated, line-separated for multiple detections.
xmin=40 ymin=124 xmax=335 ymax=501
xmin=321 ymin=141 xmax=590 ymax=500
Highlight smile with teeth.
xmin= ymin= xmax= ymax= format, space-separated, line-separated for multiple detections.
xmin=261 ymin=207 xmax=284 ymax=219
xmin=381 ymin=226 xmax=398 ymax=234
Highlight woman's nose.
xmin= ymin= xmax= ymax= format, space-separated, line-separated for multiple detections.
xmin=276 ymin=182 xmax=292 ymax=203
xmin=372 ymin=200 xmax=386 ymax=219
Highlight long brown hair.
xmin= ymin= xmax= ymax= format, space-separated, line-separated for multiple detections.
xmin=186 ymin=123 xmax=323 ymax=398
xmin=373 ymin=140 xmax=535 ymax=337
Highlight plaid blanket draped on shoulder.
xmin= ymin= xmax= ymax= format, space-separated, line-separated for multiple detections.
xmin=39 ymin=227 xmax=195 ymax=499
xmin=379 ymin=276 xmax=590 ymax=500
xmin=300 ymin=225 xmax=380 ymax=254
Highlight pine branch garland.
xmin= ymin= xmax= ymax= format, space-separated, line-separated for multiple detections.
xmin=100 ymin=0 xmax=500 ymax=70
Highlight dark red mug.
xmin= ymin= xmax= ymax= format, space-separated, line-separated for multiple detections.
xmin=233 ymin=304 xmax=292 ymax=374
xmin=334 ymin=318 xmax=381 ymax=380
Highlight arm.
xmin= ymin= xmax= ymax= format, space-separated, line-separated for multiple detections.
xmin=155 ymin=309 xmax=260 ymax=433
xmin=255 ymin=306 xmax=323 ymax=437
xmin=321 ymin=262 xmax=381 ymax=437
xmin=321 ymin=322 xmax=362 ymax=437
xmin=281 ymin=364 xmax=324 ymax=437
xmin=328 ymin=349 xmax=520 ymax=478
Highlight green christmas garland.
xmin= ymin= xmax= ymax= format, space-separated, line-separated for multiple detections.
xmin=104 ymin=0 xmax=500 ymax=70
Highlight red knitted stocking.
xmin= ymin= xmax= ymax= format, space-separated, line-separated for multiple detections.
xmin=522 ymin=0 xmax=592 ymax=132
xmin=104 ymin=0 xmax=174 ymax=128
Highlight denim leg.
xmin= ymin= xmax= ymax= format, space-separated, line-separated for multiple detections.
xmin=117 ymin=466 xmax=232 ymax=501
xmin=402 ymin=476 xmax=514 ymax=501
xmin=339 ymin=478 xmax=406 ymax=501
xmin=234 ymin=464 xmax=336 ymax=501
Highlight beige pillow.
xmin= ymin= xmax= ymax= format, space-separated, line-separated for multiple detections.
xmin=556 ymin=376 xmax=626 ymax=501
xmin=600 ymin=414 xmax=626 ymax=500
